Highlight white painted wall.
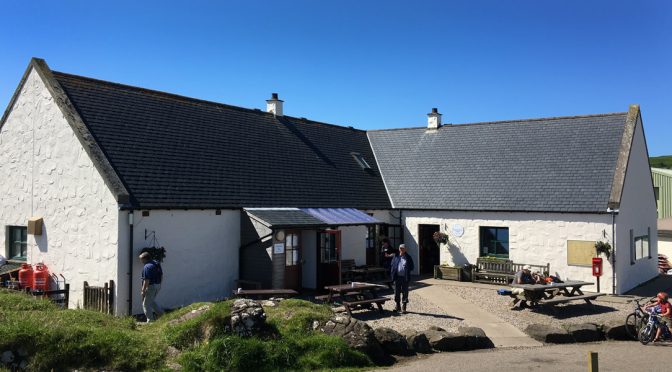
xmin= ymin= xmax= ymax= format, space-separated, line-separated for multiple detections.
xmin=402 ymin=211 xmax=616 ymax=292
xmin=301 ymin=229 xmax=317 ymax=289
xmin=339 ymin=225 xmax=368 ymax=266
xmin=659 ymin=237 xmax=672 ymax=263
xmin=0 ymin=69 xmax=120 ymax=309
xmin=118 ymin=209 xmax=240 ymax=315
xmin=614 ymin=116 xmax=659 ymax=293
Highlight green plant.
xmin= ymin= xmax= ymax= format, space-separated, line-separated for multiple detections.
xmin=595 ymin=241 xmax=612 ymax=259
xmin=433 ymin=231 xmax=449 ymax=244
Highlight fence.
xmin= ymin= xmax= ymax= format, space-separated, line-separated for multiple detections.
xmin=83 ymin=280 xmax=114 ymax=315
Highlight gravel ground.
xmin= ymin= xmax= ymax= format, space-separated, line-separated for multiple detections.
xmin=435 ymin=284 xmax=633 ymax=332
xmin=345 ymin=286 xmax=466 ymax=333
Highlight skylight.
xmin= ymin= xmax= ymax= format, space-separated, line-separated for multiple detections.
xmin=351 ymin=152 xmax=372 ymax=170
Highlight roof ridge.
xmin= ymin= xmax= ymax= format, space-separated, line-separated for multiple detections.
xmin=51 ymin=70 xmax=365 ymax=133
xmin=367 ymin=112 xmax=628 ymax=133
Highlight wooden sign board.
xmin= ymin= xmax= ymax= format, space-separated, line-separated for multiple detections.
xmin=567 ymin=240 xmax=596 ymax=267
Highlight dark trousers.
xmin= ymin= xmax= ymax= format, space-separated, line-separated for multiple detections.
xmin=394 ymin=277 xmax=409 ymax=304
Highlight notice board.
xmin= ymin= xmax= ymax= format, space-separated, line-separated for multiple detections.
xmin=567 ymin=240 xmax=596 ymax=267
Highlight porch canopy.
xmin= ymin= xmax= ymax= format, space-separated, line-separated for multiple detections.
xmin=244 ymin=208 xmax=381 ymax=229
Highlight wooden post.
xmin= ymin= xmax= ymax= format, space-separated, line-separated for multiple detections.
xmin=588 ymin=351 xmax=598 ymax=372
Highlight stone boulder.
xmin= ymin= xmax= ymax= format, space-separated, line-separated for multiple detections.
xmin=167 ymin=304 xmax=212 ymax=326
xmin=374 ymin=327 xmax=413 ymax=356
xmin=428 ymin=326 xmax=446 ymax=331
xmin=524 ymin=324 xmax=573 ymax=344
xmin=401 ymin=329 xmax=432 ymax=354
xmin=230 ymin=299 xmax=266 ymax=337
xmin=603 ymin=319 xmax=631 ymax=340
xmin=424 ymin=329 xmax=465 ymax=351
xmin=457 ymin=326 xmax=494 ymax=349
xmin=567 ymin=323 xmax=604 ymax=343
xmin=320 ymin=315 xmax=392 ymax=365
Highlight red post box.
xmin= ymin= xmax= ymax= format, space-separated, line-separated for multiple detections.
xmin=592 ymin=257 xmax=603 ymax=277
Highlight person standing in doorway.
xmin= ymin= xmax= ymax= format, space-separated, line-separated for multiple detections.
xmin=390 ymin=244 xmax=414 ymax=313
xmin=140 ymin=252 xmax=164 ymax=322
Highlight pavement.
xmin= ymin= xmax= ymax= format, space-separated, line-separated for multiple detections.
xmin=413 ymin=278 xmax=543 ymax=348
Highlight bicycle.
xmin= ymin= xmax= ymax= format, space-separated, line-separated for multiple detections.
xmin=638 ymin=309 xmax=672 ymax=345
xmin=625 ymin=297 xmax=651 ymax=339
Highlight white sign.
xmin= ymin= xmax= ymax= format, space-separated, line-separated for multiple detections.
xmin=273 ymin=243 xmax=285 ymax=254
xmin=451 ymin=224 xmax=464 ymax=237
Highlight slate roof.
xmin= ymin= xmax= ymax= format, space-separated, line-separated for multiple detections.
xmin=368 ymin=114 xmax=628 ymax=212
xmin=51 ymin=71 xmax=391 ymax=210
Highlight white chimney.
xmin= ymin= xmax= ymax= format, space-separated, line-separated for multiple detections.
xmin=427 ymin=107 xmax=442 ymax=129
xmin=266 ymin=93 xmax=284 ymax=116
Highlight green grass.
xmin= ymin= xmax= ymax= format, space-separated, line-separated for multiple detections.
xmin=0 ymin=290 xmax=371 ymax=371
xmin=650 ymin=155 xmax=672 ymax=169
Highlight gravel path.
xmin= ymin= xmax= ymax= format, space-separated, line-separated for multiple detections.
xmin=348 ymin=286 xmax=466 ymax=333
xmin=435 ymin=284 xmax=633 ymax=332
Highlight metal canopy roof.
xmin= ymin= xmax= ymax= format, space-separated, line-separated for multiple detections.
xmin=245 ymin=208 xmax=381 ymax=228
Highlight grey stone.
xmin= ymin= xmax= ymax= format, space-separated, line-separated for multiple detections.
xmin=1 ymin=351 xmax=14 ymax=364
xmin=603 ymin=319 xmax=631 ymax=340
xmin=428 ymin=326 xmax=446 ymax=331
xmin=567 ymin=323 xmax=604 ymax=343
xmin=230 ymin=299 xmax=266 ymax=337
xmin=525 ymin=324 xmax=574 ymax=344
xmin=457 ymin=326 xmax=494 ymax=349
xmin=320 ymin=316 xmax=392 ymax=365
xmin=406 ymin=331 xmax=432 ymax=354
xmin=424 ymin=329 xmax=465 ymax=351
xmin=374 ymin=327 xmax=413 ymax=356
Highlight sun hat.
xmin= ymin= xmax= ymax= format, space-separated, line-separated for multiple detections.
xmin=523 ymin=265 xmax=531 ymax=271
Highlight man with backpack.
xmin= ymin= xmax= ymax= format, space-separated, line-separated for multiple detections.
xmin=139 ymin=252 xmax=164 ymax=322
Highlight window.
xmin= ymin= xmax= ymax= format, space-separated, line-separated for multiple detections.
xmin=320 ymin=232 xmax=338 ymax=263
xmin=350 ymin=152 xmax=372 ymax=170
xmin=285 ymin=233 xmax=299 ymax=266
xmin=366 ymin=226 xmax=376 ymax=250
xmin=654 ymin=187 xmax=660 ymax=217
xmin=479 ymin=227 xmax=509 ymax=258
xmin=631 ymin=228 xmax=651 ymax=264
xmin=6 ymin=226 xmax=27 ymax=261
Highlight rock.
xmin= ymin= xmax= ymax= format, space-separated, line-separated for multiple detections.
xmin=424 ymin=329 xmax=465 ymax=351
xmin=402 ymin=330 xmax=432 ymax=354
xmin=312 ymin=320 xmax=320 ymax=330
xmin=167 ymin=305 xmax=212 ymax=326
xmin=428 ymin=326 xmax=446 ymax=332
xmin=320 ymin=316 xmax=392 ymax=365
xmin=230 ymin=299 xmax=266 ymax=337
xmin=567 ymin=323 xmax=604 ymax=343
xmin=603 ymin=319 xmax=631 ymax=340
xmin=261 ymin=300 xmax=277 ymax=307
xmin=457 ymin=326 xmax=494 ymax=349
xmin=374 ymin=327 xmax=413 ymax=356
xmin=1 ymin=351 xmax=14 ymax=364
xmin=525 ymin=324 xmax=573 ymax=344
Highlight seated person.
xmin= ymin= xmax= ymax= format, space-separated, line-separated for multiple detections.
xmin=514 ymin=265 xmax=536 ymax=284
xmin=643 ymin=292 xmax=671 ymax=342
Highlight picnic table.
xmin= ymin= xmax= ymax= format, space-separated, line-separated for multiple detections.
xmin=508 ymin=280 xmax=605 ymax=308
xmin=232 ymin=289 xmax=298 ymax=299
xmin=323 ymin=282 xmax=388 ymax=316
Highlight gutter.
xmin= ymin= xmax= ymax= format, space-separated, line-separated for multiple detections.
xmin=128 ymin=210 xmax=134 ymax=316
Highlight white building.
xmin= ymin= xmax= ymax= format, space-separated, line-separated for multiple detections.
xmin=0 ymin=59 xmax=658 ymax=316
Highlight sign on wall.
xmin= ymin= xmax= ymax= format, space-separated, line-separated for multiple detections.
xmin=273 ymin=243 xmax=285 ymax=254
xmin=451 ymin=224 xmax=464 ymax=238
xmin=567 ymin=240 xmax=596 ymax=267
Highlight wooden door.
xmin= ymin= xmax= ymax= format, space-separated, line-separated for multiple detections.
xmin=317 ymin=230 xmax=341 ymax=289
xmin=284 ymin=231 xmax=302 ymax=291
xmin=418 ymin=224 xmax=440 ymax=275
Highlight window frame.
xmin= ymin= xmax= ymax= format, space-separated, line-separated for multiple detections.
xmin=6 ymin=226 xmax=28 ymax=261
xmin=284 ymin=231 xmax=300 ymax=267
xmin=479 ymin=226 xmax=510 ymax=258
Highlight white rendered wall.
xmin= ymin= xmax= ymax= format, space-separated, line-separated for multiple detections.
xmin=118 ymin=209 xmax=240 ymax=315
xmin=659 ymin=237 xmax=672 ymax=262
xmin=0 ymin=69 xmax=119 ymax=308
xmin=339 ymin=225 xmax=368 ymax=266
xmin=613 ymin=116 xmax=659 ymax=293
xmin=402 ymin=211 xmax=615 ymax=293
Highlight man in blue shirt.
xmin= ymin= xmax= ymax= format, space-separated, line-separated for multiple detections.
xmin=390 ymin=244 xmax=414 ymax=313
xmin=140 ymin=252 xmax=164 ymax=322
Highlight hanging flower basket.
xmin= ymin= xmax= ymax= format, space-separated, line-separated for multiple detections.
xmin=595 ymin=241 xmax=611 ymax=260
xmin=433 ymin=231 xmax=449 ymax=245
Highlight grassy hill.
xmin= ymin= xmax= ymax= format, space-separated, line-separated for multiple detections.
xmin=0 ymin=290 xmax=369 ymax=371
xmin=650 ymin=155 xmax=672 ymax=169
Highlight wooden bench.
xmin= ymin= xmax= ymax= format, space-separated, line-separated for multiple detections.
xmin=342 ymin=297 xmax=388 ymax=316
xmin=314 ymin=291 xmax=360 ymax=303
xmin=538 ymin=293 xmax=605 ymax=306
xmin=472 ymin=258 xmax=549 ymax=285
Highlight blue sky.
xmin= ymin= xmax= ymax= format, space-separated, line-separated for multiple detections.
xmin=1 ymin=1 xmax=670 ymax=155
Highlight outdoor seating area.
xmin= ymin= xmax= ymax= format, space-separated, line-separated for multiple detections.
xmin=508 ymin=280 xmax=605 ymax=309
xmin=321 ymin=282 xmax=388 ymax=316
xmin=472 ymin=257 xmax=550 ymax=285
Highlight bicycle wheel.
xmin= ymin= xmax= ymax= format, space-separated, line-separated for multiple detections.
xmin=639 ymin=324 xmax=655 ymax=345
xmin=625 ymin=312 xmax=642 ymax=339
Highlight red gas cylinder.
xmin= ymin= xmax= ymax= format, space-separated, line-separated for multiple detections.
xmin=33 ymin=263 xmax=50 ymax=291
xmin=18 ymin=263 xmax=34 ymax=290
